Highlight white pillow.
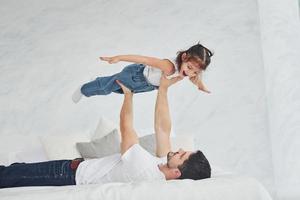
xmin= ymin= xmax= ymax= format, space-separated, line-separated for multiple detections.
xmin=40 ymin=133 xmax=90 ymax=160
xmin=86 ymin=117 xmax=195 ymax=157
xmin=76 ymin=129 xmax=120 ymax=159
xmin=139 ymin=134 xmax=195 ymax=155
xmin=171 ymin=135 xmax=195 ymax=151
xmin=91 ymin=117 xmax=195 ymax=150
xmin=40 ymin=117 xmax=117 ymax=160
xmin=92 ymin=116 xmax=119 ymax=140
xmin=9 ymin=147 xmax=48 ymax=164
xmin=0 ymin=134 xmax=48 ymax=166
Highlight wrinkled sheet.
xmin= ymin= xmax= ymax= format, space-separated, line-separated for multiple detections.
xmin=0 ymin=175 xmax=272 ymax=200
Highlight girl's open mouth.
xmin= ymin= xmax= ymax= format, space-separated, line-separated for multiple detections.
xmin=183 ymin=71 xmax=188 ymax=76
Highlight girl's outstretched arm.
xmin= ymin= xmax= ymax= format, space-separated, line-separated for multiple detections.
xmin=100 ymin=55 xmax=174 ymax=75
xmin=189 ymin=74 xmax=211 ymax=93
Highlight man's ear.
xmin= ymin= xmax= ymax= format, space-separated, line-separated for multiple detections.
xmin=172 ymin=168 xmax=181 ymax=179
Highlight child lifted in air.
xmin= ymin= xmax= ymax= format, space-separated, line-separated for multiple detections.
xmin=72 ymin=42 xmax=213 ymax=103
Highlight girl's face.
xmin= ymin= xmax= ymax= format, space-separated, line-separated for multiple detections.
xmin=179 ymin=53 xmax=202 ymax=78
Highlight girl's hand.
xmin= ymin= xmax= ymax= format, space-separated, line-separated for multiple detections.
xmin=99 ymin=56 xmax=120 ymax=64
xmin=160 ymin=73 xmax=183 ymax=89
xmin=189 ymin=75 xmax=211 ymax=93
xmin=116 ymin=80 xmax=132 ymax=95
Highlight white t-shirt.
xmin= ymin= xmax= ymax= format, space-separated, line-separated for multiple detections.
xmin=143 ymin=58 xmax=179 ymax=86
xmin=75 ymin=144 xmax=166 ymax=185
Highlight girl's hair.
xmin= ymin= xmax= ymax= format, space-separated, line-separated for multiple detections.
xmin=175 ymin=42 xmax=213 ymax=71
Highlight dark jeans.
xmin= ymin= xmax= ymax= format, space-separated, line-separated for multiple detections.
xmin=0 ymin=160 xmax=76 ymax=188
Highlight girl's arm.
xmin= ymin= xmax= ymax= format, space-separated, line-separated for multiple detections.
xmin=100 ymin=55 xmax=175 ymax=75
xmin=189 ymin=74 xmax=211 ymax=93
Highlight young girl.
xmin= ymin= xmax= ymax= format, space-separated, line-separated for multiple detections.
xmin=72 ymin=43 xmax=213 ymax=103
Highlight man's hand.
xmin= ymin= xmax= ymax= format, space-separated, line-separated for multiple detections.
xmin=116 ymin=80 xmax=132 ymax=95
xmin=99 ymin=56 xmax=120 ymax=64
xmin=189 ymin=75 xmax=211 ymax=93
xmin=160 ymin=73 xmax=183 ymax=89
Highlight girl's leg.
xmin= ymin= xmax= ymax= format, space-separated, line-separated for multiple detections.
xmin=80 ymin=74 xmax=120 ymax=97
xmin=79 ymin=63 xmax=155 ymax=97
xmin=115 ymin=64 xmax=156 ymax=94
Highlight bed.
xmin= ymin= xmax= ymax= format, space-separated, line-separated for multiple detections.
xmin=0 ymin=117 xmax=273 ymax=200
xmin=0 ymin=175 xmax=272 ymax=200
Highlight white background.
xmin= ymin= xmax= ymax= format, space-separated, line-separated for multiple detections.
xmin=1 ymin=0 xmax=299 ymax=199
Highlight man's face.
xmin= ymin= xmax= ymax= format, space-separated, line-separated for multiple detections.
xmin=167 ymin=148 xmax=193 ymax=169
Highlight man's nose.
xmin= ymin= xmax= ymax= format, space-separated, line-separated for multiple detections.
xmin=169 ymin=151 xmax=177 ymax=157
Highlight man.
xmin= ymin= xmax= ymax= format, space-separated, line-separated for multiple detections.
xmin=0 ymin=74 xmax=211 ymax=188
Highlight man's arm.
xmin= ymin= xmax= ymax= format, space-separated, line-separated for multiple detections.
xmin=154 ymin=74 xmax=183 ymax=157
xmin=117 ymin=80 xmax=139 ymax=155
xmin=100 ymin=55 xmax=174 ymax=75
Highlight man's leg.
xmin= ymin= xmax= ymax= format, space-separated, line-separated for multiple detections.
xmin=0 ymin=160 xmax=76 ymax=188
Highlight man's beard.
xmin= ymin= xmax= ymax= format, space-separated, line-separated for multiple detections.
xmin=167 ymin=152 xmax=172 ymax=168
xmin=167 ymin=161 xmax=171 ymax=168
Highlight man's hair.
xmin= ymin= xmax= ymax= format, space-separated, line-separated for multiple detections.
xmin=178 ymin=150 xmax=211 ymax=180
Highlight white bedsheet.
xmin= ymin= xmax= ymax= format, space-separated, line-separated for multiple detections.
xmin=0 ymin=175 xmax=272 ymax=200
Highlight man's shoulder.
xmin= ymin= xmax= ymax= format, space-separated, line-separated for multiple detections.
xmin=121 ymin=144 xmax=164 ymax=166
xmin=121 ymin=144 xmax=152 ymax=160
xmin=120 ymin=144 xmax=166 ymax=181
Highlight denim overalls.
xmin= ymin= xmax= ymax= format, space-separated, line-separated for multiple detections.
xmin=81 ymin=63 xmax=158 ymax=96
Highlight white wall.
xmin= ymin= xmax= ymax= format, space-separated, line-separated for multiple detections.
xmin=258 ymin=0 xmax=300 ymax=199
xmin=0 ymin=0 xmax=275 ymax=197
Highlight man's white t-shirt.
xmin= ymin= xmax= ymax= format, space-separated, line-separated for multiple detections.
xmin=75 ymin=144 xmax=166 ymax=185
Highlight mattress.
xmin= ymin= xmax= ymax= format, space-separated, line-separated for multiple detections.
xmin=0 ymin=175 xmax=272 ymax=200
